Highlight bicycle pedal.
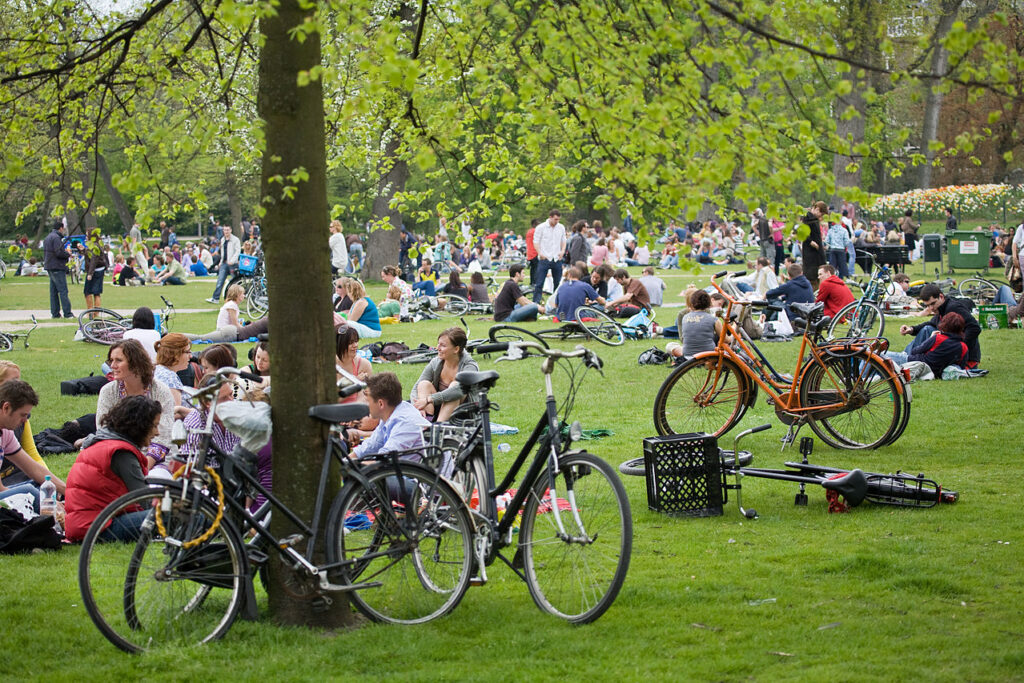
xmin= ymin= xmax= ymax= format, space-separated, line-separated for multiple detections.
xmin=311 ymin=595 xmax=333 ymax=613
xmin=469 ymin=575 xmax=487 ymax=586
xmin=278 ymin=533 xmax=304 ymax=549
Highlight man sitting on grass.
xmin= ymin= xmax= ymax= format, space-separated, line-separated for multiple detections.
xmin=899 ymin=283 xmax=981 ymax=368
xmin=815 ymin=264 xmax=855 ymax=319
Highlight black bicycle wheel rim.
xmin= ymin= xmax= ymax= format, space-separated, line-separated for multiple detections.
xmin=652 ymin=356 xmax=746 ymax=437
xmin=800 ymin=353 xmax=903 ymax=450
xmin=324 ymin=462 xmax=473 ymax=625
xmin=78 ymin=484 xmax=246 ymax=653
xmin=575 ymin=306 xmax=625 ymax=346
xmin=0 ymin=334 xmax=12 ymax=353
xmin=520 ymin=452 xmax=632 ymax=623
xmin=487 ymin=324 xmax=550 ymax=348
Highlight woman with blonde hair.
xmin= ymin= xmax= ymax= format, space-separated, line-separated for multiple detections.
xmin=186 ymin=283 xmax=246 ymax=342
xmin=334 ymin=278 xmax=381 ymax=339
xmin=329 ymin=219 xmax=349 ymax=274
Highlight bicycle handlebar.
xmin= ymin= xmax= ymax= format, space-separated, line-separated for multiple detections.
xmin=485 ymin=341 xmax=603 ymax=370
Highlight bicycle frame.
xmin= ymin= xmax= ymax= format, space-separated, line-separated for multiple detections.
xmin=695 ymin=273 xmax=905 ymax=419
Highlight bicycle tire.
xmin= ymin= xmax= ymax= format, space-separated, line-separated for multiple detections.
xmin=536 ymin=327 xmax=582 ymax=342
xmin=618 ymin=457 xmax=646 ymax=476
xmin=81 ymin=318 xmax=131 ymax=345
xmin=324 ymin=461 xmax=473 ymax=625
xmin=826 ymin=300 xmax=885 ymax=341
xmin=575 ymin=305 xmax=625 ymax=346
xmin=0 ymin=334 xmax=13 ymax=353
xmin=78 ymin=483 xmax=247 ymax=653
xmin=957 ymin=277 xmax=998 ymax=305
xmin=438 ymin=294 xmax=470 ymax=317
xmin=245 ymin=278 xmax=268 ymax=319
xmin=78 ymin=307 xmax=125 ymax=328
xmin=652 ymin=355 xmax=748 ymax=437
xmin=799 ymin=352 xmax=903 ymax=450
xmin=519 ymin=451 xmax=632 ymax=623
xmin=487 ymin=324 xmax=550 ymax=349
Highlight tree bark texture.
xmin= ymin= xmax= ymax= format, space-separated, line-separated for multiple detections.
xmin=226 ymin=167 xmax=243 ymax=231
xmin=366 ymin=132 xmax=407 ymax=279
xmin=918 ymin=1 xmax=960 ymax=190
xmin=257 ymin=0 xmax=353 ymax=629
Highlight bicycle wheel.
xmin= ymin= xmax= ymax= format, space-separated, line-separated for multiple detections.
xmin=826 ymin=301 xmax=884 ymax=340
xmin=78 ymin=307 xmax=124 ymax=327
xmin=81 ymin=318 xmax=130 ymax=344
xmin=519 ymin=451 xmax=632 ymax=623
xmin=957 ymin=277 xmax=998 ymax=305
xmin=246 ymin=278 xmax=268 ymax=319
xmin=575 ymin=305 xmax=625 ymax=346
xmin=487 ymin=324 xmax=550 ymax=348
xmin=324 ymin=461 xmax=473 ymax=625
xmin=799 ymin=352 xmax=903 ymax=450
xmin=863 ymin=473 xmax=954 ymax=507
xmin=78 ymin=484 xmax=246 ymax=653
xmin=536 ymin=326 xmax=581 ymax=342
xmin=652 ymin=356 xmax=747 ymax=437
xmin=439 ymin=294 xmax=470 ymax=317
xmin=0 ymin=334 xmax=12 ymax=353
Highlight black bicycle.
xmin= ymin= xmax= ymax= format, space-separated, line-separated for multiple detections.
xmin=78 ymin=368 xmax=474 ymax=652
xmin=533 ymin=305 xmax=626 ymax=346
xmin=430 ymin=340 xmax=632 ymax=623
xmin=78 ymin=296 xmax=175 ymax=344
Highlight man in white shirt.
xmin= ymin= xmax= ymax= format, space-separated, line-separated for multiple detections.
xmin=532 ymin=209 xmax=567 ymax=303
xmin=207 ymin=224 xmax=242 ymax=304
xmin=1012 ymin=222 xmax=1024 ymax=272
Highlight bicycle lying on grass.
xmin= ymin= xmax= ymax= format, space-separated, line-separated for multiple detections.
xmin=620 ymin=425 xmax=958 ymax=517
xmin=0 ymin=315 xmax=37 ymax=352
xmin=653 ymin=270 xmax=911 ymax=449
xmin=78 ymin=296 xmax=175 ymax=344
xmin=427 ymin=340 xmax=632 ymax=623
xmin=78 ymin=367 xmax=475 ymax=652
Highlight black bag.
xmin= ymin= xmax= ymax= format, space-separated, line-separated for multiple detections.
xmin=60 ymin=374 xmax=109 ymax=396
xmin=0 ymin=508 xmax=63 ymax=555
xmin=380 ymin=342 xmax=411 ymax=361
xmin=638 ymin=347 xmax=670 ymax=365
xmin=359 ymin=342 xmax=384 ymax=358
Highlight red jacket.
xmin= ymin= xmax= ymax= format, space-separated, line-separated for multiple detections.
xmin=65 ymin=438 xmax=148 ymax=542
xmin=816 ymin=275 xmax=855 ymax=319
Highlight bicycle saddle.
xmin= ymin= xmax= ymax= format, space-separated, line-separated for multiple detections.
xmin=455 ymin=369 xmax=500 ymax=389
xmin=790 ymin=302 xmax=825 ymax=320
xmin=308 ymin=403 xmax=370 ymax=423
xmin=821 ymin=469 xmax=868 ymax=507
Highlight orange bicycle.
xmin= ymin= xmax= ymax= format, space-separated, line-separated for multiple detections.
xmin=653 ymin=271 xmax=911 ymax=449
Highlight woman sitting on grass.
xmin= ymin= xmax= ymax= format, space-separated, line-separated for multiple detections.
xmin=64 ymin=396 xmax=163 ymax=542
xmin=412 ymin=327 xmax=479 ymax=422
xmin=335 ymin=278 xmax=381 ymax=339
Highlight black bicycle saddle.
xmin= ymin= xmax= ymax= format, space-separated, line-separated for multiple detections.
xmin=308 ymin=403 xmax=370 ymax=423
xmin=821 ymin=468 xmax=868 ymax=507
xmin=455 ymin=369 xmax=500 ymax=389
xmin=790 ymin=301 xmax=825 ymax=320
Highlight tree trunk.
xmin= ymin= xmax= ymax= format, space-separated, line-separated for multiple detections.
xmin=96 ymin=152 xmax=135 ymax=233
xmin=832 ymin=76 xmax=866 ymax=205
xmin=258 ymin=0 xmax=354 ymax=629
xmin=79 ymin=167 xmax=98 ymax=232
xmin=365 ymin=132 xmax=408 ymax=280
xmin=226 ymin=167 xmax=243 ymax=231
xmin=918 ymin=2 xmax=960 ymax=189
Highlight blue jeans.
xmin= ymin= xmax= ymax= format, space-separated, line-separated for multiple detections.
xmin=98 ymin=509 xmax=152 ymax=542
xmin=505 ymin=302 xmax=539 ymax=322
xmin=995 ymin=285 xmax=1017 ymax=306
xmin=659 ymin=255 xmax=678 ymax=269
xmin=0 ymin=482 xmax=40 ymax=513
xmin=211 ymin=263 xmax=236 ymax=301
xmin=412 ymin=280 xmax=436 ymax=297
xmin=47 ymin=269 xmax=73 ymax=317
xmin=533 ymin=260 xmax=563 ymax=303
xmin=907 ymin=325 xmax=936 ymax=353
xmin=828 ymin=250 xmax=848 ymax=279
xmin=165 ymin=276 xmax=186 ymax=285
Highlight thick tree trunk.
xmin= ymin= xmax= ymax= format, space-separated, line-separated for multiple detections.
xmin=832 ymin=78 xmax=865 ymax=205
xmin=226 ymin=167 xmax=243 ymax=231
xmin=918 ymin=4 xmax=958 ymax=190
xmin=96 ymin=152 xmax=134 ymax=232
xmin=365 ymin=132 xmax=408 ymax=280
xmin=258 ymin=0 xmax=353 ymax=629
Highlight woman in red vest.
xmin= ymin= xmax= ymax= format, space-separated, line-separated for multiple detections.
xmin=64 ymin=396 xmax=162 ymax=542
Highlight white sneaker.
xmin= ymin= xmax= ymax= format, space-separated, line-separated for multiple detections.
xmin=205 ymin=297 xmax=218 ymax=304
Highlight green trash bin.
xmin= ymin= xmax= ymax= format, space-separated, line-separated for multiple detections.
xmin=922 ymin=234 xmax=943 ymax=263
xmin=946 ymin=230 xmax=989 ymax=271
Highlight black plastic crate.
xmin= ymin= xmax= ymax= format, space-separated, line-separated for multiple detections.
xmin=641 ymin=433 xmax=723 ymax=517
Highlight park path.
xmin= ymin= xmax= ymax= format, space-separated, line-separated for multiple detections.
xmin=0 ymin=308 xmax=212 ymax=331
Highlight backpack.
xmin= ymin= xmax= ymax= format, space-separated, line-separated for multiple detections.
xmin=359 ymin=342 xmax=384 ymax=358
xmin=0 ymin=506 xmax=63 ymax=555
xmin=380 ymin=342 xmax=411 ymax=361
xmin=638 ymin=347 xmax=670 ymax=365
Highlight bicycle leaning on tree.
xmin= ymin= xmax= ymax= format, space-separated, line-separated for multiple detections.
xmin=78 ymin=366 xmax=476 ymax=653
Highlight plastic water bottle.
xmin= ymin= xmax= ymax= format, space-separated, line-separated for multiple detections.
xmin=39 ymin=476 xmax=57 ymax=517
xmin=497 ymin=443 xmax=511 ymax=453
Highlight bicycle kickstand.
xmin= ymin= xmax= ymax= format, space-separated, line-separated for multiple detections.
xmin=794 ymin=436 xmax=814 ymax=506
xmin=780 ymin=421 xmax=805 ymax=451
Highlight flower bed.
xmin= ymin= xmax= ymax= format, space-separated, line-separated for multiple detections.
xmin=867 ymin=184 xmax=1024 ymax=221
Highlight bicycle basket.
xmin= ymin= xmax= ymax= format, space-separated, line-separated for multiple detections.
xmin=238 ymin=253 xmax=258 ymax=277
xmin=641 ymin=433 xmax=723 ymax=517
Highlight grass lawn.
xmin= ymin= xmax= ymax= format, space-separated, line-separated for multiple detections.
xmin=1 ymin=267 xmax=1022 ymax=681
